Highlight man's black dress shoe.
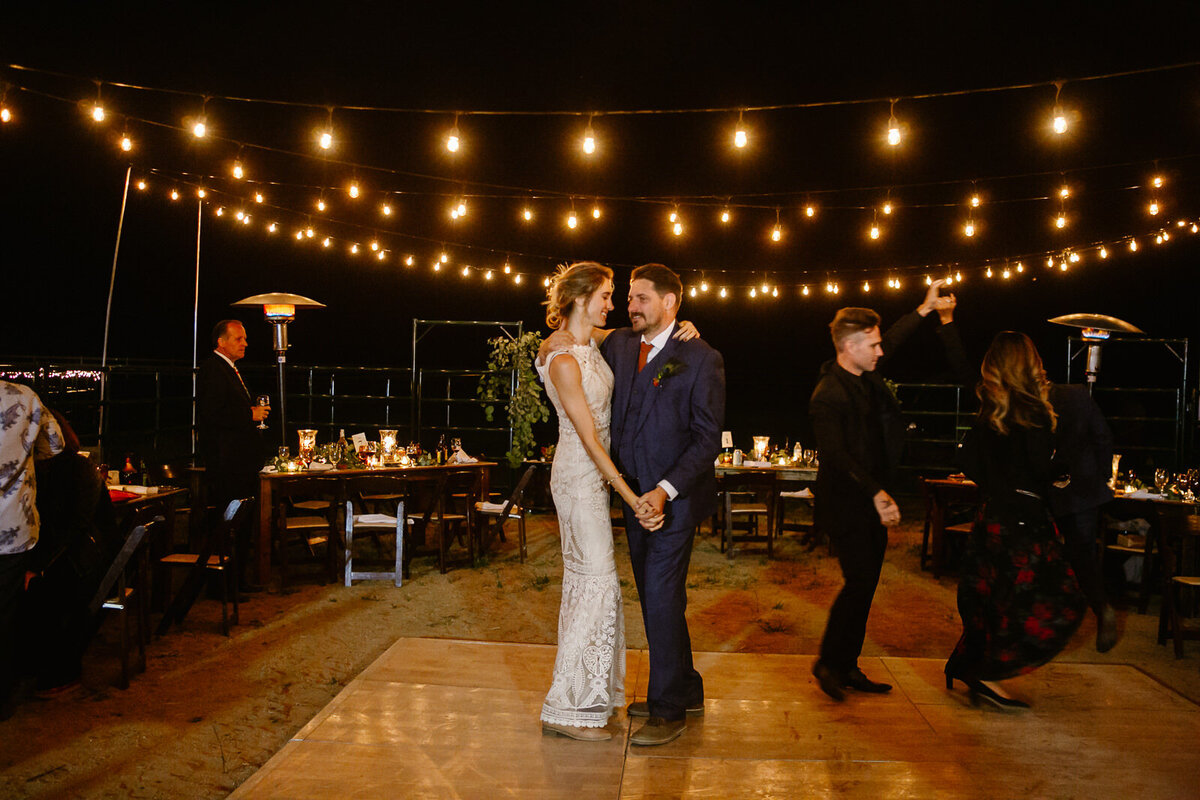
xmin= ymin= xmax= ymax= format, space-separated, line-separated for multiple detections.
xmin=842 ymin=668 xmax=892 ymax=694
xmin=812 ymin=661 xmax=845 ymax=702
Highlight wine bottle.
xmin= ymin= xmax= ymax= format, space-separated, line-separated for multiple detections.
xmin=336 ymin=428 xmax=348 ymax=464
xmin=121 ymin=455 xmax=136 ymax=486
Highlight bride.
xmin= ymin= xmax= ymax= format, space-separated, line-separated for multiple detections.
xmin=536 ymin=262 xmax=665 ymax=741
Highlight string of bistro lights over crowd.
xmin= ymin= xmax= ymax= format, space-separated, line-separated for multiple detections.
xmin=3 ymin=61 xmax=1200 ymax=299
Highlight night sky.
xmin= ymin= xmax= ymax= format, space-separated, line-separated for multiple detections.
xmin=3 ymin=4 xmax=1199 ymax=452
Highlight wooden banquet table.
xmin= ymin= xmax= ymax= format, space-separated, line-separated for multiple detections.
xmin=715 ymin=463 xmax=818 ymax=482
xmin=254 ymin=462 xmax=495 ymax=584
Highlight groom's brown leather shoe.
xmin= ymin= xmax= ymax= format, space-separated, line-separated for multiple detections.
xmin=630 ymin=716 xmax=686 ymax=746
xmin=627 ymin=701 xmax=704 ymax=718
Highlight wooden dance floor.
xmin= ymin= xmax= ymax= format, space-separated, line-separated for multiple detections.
xmin=231 ymin=637 xmax=1199 ymax=799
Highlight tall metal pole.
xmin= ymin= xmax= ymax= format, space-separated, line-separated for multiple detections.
xmin=98 ymin=165 xmax=132 ymax=452
xmin=191 ymin=200 xmax=203 ymax=458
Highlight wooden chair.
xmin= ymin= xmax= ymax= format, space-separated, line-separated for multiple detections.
xmin=1102 ymin=513 xmax=1159 ymax=614
xmin=272 ymin=481 xmax=339 ymax=591
xmin=475 ymin=464 xmax=536 ymax=562
xmin=405 ymin=472 xmax=471 ymax=574
xmin=88 ymin=513 xmax=162 ymax=689
xmin=158 ymin=498 xmax=251 ymax=636
xmin=1157 ymin=512 xmax=1200 ymax=657
xmin=774 ymin=478 xmax=817 ymax=548
xmin=920 ymin=478 xmax=978 ymax=577
xmin=720 ymin=472 xmax=778 ymax=559
xmin=344 ymin=476 xmax=406 ymax=587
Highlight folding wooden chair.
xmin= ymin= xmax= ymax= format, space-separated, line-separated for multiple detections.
xmin=475 ymin=464 xmax=536 ymax=562
xmin=89 ymin=513 xmax=162 ymax=689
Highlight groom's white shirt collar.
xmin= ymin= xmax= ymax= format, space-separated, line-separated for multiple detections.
xmin=640 ymin=320 xmax=676 ymax=366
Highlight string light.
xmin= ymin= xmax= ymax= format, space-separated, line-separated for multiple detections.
xmin=986 ymin=267 xmax=993 ymax=278
xmin=1129 ymin=238 xmax=1138 ymax=252
xmin=305 ymin=226 xmax=314 ymax=238
xmin=1002 ymin=268 xmax=1011 ymax=279
xmin=1055 ymin=212 xmax=1067 ymax=229
xmin=689 ymin=287 xmax=697 ymax=297
xmin=1099 ymin=246 xmax=1108 ymax=258
xmin=170 ymin=189 xmax=179 ymax=201
xmin=348 ymin=182 xmax=360 ymax=198
xmin=503 ymin=260 xmax=511 ymax=274
xmin=804 ymin=204 xmax=816 ymax=218
xmin=1051 ymin=81 xmax=1069 ymax=135
xmin=963 ymin=220 xmax=976 ymax=237
xmin=319 ymin=130 xmax=332 ymax=149
xmin=446 ymin=113 xmax=461 ymax=153
xmin=522 ymin=206 xmax=534 ymax=222
xmin=433 ymin=262 xmax=441 ymax=272
xmin=461 ymin=265 xmax=470 ymax=277
xmin=863 ymin=281 xmax=871 ymax=292
xmin=719 ymin=287 xmax=727 ymax=298
xmin=886 ymin=99 xmax=901 ymax=146
xmin=377 ymin=250 xmax=386 ymax=261
xmin=119 ymin=132 xmax=132 ymax=152
xmin=582 ymin=115 xmax=596 ymax=155
xmin=405 ymin=255 xmax=415 ymax=266
xmin=869 ymin=224 xmax=881 ymax=240
xmin=750 ymin=288 xmax=757 ymax=298
xmin=514 ymin=274 xmax=523 ymax=285
xmin=485 ymin=269 xmax=493 ymax=280
xmin=700 ymin=280 xmax=709 ymax=292
xmin=136 ymin=180 xmax=146 ymax=191
xmin=267 ymin=222 xmax=277 ymax=233
xmin=1152 ymin=175 xmax=1164 ymax=188
xmin=381 ymin=203 xmax=392 ymax=216
xmin=592 ymin=203 xmax=602 ymax=219
xmin=1059 ymin=184 xmax=1070 ymax=199
xmin=322 ymin=237 xmax=331 ymax=248
xmin=91 ymin=103 xmax=105 ymax=123
xmin=770 ymin=208 xmax=782 ymax=242
xmin=543 ymin=276 xmax=551 ymax=287
xmin=1148 ymin=200 xmax=1160 ymax=215
xmin=1046 ymin=256 xmax=1055 ymax=267
xmin=802 ymin=285 xmax=810 ymax=296
xmin=215 ymin=206 xmax=224 ymax=217
xmin=567 ymin=210 xmax=578 ymax=229
xmin=673 ymin=220 xmax=683 ymax=236
xmin=1015 ymin=262 xmax=1024 ymax=273
xmin=197 ymin=188 xmax=207 ymax=199
xmin=720 ymin=208 xmax=731 ymax=224
xmin=733 ymin=110 xmax=748 ymax=148
xmin=295 ymin=230 xmax=303 ymax=240
xmin=0 ymin=89 xmax=11 ymax=123
xmin=969 ymin=194 xmax=981 ymax=208
xmin=350 ymin=243 xmax=359 ymax=254
xmin=440 ymin=252 xmax=449 ymax=263
xmin=254 ymin=192 xmax=264 ymax=203
xmin=232 ymin=160 xmax=244 ymax=179
xmin=881 ymin=200 xmax=893 ymax=215
xmin=192 ymin=119 xmax=207 ymax=138
xmin=370 ymin=240 xmax=379 ymax=251
xmin=234 ymin=210 xmax=244 ymax=220
xmin=240 ymin=216 xmax=251 ymax=226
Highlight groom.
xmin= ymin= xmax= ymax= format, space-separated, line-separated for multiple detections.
xmin=603 ymin=264 xmax=725 ymax=745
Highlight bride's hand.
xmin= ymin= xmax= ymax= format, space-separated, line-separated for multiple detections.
xmin=537 ymin=329 xmax=577 ymax=365
xmin=635 ymin=499 xmax=665 ymax=531
xmin=673 ymin=320 xmax=700 ymax=341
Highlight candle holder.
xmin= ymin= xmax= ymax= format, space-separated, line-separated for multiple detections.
xmin=752 ymin=436 xmax=770 ymax=462
xmin=297 ymin=429 xmax=318 ymax=465
xmin=379 ymin=429 xmax=399 ymax=464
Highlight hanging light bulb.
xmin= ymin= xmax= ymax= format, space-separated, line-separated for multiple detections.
xmin=1002 ymin=268 xmax=1011 ymax=279
xmin=956 ymin=271 xmax=963 ymax=281
xmin=215 ymin=206 xmax=224 ymax=217
xmin=886 ymin=100 xmax=901 ymax=146
xmin=192 ymin=119 xmax=207 ymax=138
xmin=196 ymin=188 xmax=207 ymax=199
xmin=869 ymin=224 xmax=881 ymax=240
xmin=503 ymin=261 xmax=511 ymax=274
xmin=319 ymin=130 xmax=333 ymax=150
xmin=970 ymin=194 xmax=981 ymax=208
xmin=0 ymin=105 xmax=11 ymax=123
xmin=1099 ymin=246 xmax=1108 ymax=259
xmin=136 ymin=180 xmax=146 ymax=191
xmin=1148 ymin=200 xmax=1160 ymax=215
xmin=771 ymin=226 xmax=782 ymax=242
xmin=377 ymin=250 xmax=386 ymax=261
xmin=349 ymin=182 xmax=360 ymax=198
xmin=1052 ymin=106 xmax=1068 ymax=134
xmin=461 ymin=266 xmax=470 ymax=277
xmin=514 ymin=274 xmax=523 ymax=284
xmin=1055 ymin=213 xmax=1067 ymax=229
xmin=1192 ymin=224 xmax=1198 ymax=233
xmin=543 ymin=276 xmax=551 ymax=287
xmin=433 ymin=262 xmax=441 ymax=272
xmin=1015 ymin=262 xmax=1024 ymax=273
xmin=863 ymin=281 xmax=871 ymax=292
xmin=267 ymin=222 xmax=277 ymax=233
xmin=882 ymin=201 xmax=893 ymax=215
xmin=719 ymin=287 xmax=727 ymax=298
xmin=1046 ymin=256 xmax=1055 ymax=268
xmin=689 ymin=286 xmax=697 ymax=298
xmin=733 ymin=110 xmax=748 ymax=148
xmin=295 ymin=230 xmax=304 ymax=240
xmin=802 ymin=285 xmax=810 ymax=296
xmin=522 ymin=206 xmax=533 ymax=222
xmin=700 ymin=281 xmax=709 ymax=292
xmin=405 ymin=255 xmax=415 ymax=266
xmin=592 ymin=204 xmax=602 ymax=219
xmin=1059 ymin=184 xmax=1070 ymax=199
xmin=235 ymin=210 xmax=244 ymax=220
xmin=317 ymin=198 xmax=326 ymax=212
xmin=761 ymin=282 xmax=769 ymax=294
xmin=305 ymin=227 xmax=314 ymax=238
xmin=963 ymin=220 xmax=976 ymax=237
xmin=119 ymin=133 xmax=132 ymax=152
xmin=91 ymin=103 xmax=106 ymax=122
xmin=1152 ymin=175 xmax=1164 ymax=189
xmin=925 ymin=276 xmax=932 ymax=286
xmin=232 ymin=161 xmax=244 ymax=179
xmin=1155 ymin=234 xmax=1164 ymax=244
xmin=750 ymin=288 xmax=758 ymax=299
xmin=370 ymin=241 xmax=379 ymax=251
xmin=805 ymin=204 xmax=816 ymax=218
xmin=986 ymin=267 xmax=993 ymax=278
xmin=322 ymin=237 xmax=331 ymax=248
xmin=567 ymin=211 xmax=578 ymax=229
xmin=440 ymin=252 xmax=449 ymax=263
xmin=1069 ymin=252 xmax=1081 ymax=263
xmin=446 ymin=114 xmax=461 ymax=152
xmin=826 ymin=281 xmax=835 ymax=293
xmin=582 ymin=115 xmax=596 ymax=155
xmin=672 ymin=221 xmax=683 ymax=236
xmin=350 ymin=243 xmax=359 ymax=254
xmin=720 ymin=208 xmax=730 ymax=223
xmin=170 ymin=189 xmax=180 ymax=201
xmin=254 ymin=192 xmax=264 ymax=203
xmin=1129 ymin=238 xmax=1138 ymax=252
xmin=669 ymin=210 xmax=678 ymax=223
xmin=381 ymin=203 xmax=392 ymax=216
xmin=485 ymin=270 xmax=493 ymax=280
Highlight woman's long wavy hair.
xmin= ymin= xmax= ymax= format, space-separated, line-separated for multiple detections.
xmin=977 ymin=331 xmax=1057 ymax=435
xmin=543 ymin=261 xmax=613 ymax=329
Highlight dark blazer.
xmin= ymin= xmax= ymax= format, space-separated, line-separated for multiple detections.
xmin=809 ymin=311 xmax=923 ymax=522
xmin=602 ymin=324 xmax=725 ymax=531
xmin=1048 ymin=383 xmax=1113 ymax=516
xmin=196 ymin=355 xmax=264 ymax=501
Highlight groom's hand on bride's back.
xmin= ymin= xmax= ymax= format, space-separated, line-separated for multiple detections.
xmin=537 ymin=330 xmax=578 ymax=364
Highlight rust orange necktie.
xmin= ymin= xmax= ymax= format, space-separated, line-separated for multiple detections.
xmin=637 ymin=341 xmax=653 ymax=373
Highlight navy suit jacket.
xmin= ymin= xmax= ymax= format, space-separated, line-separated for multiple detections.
xmin=196 ymin=355 xmax=264 ymax=501
xmin=601 ymin=325 xmax=725 ymax=531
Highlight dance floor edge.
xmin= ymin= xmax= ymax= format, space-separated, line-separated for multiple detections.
xmin=230 ymin=637 xmax=1199 ymax=799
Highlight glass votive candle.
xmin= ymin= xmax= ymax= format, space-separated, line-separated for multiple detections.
xmin=752 ymin=436 xmax=770 ymax=461
xmin=297 ymin=429 xmax=318 ymax=463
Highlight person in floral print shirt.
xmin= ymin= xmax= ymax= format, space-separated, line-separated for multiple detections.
xmin=0 ymin=380 xmax=64 ymax=717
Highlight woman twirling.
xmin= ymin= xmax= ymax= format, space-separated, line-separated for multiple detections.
xmin=536 ymin=262 xmax=662 ymax=741
xmin=945 ymin=332 xmax=1087 ymax=710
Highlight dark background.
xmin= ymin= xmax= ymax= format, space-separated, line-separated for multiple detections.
xmin=2 ymin=3 xmax=1198 ymax=458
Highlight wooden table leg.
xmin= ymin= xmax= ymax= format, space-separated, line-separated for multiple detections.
xmin=257 ymin=475 xmax=273 ymax=585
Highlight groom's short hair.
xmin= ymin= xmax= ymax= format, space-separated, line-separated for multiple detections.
xmin=829 ymin=307 xmax=881 ymax=350
xmin=631 ymin=263 xmax=683 ymax=307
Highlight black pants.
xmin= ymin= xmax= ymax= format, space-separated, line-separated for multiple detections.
xmin=1 ymin=550 xmax=29 ymax=705
xmin=819 ymin=512 xmax=888 ymax=674
xmin=1055 ymin=507 xmax=1106 ymax=615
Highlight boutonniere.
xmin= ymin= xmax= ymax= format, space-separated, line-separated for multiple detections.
xmin=652 ymin=357 xmax=686 ymax=387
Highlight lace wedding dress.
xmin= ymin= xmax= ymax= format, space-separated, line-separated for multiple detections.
xmin=538 ymin=343 xmax=626 ymax=728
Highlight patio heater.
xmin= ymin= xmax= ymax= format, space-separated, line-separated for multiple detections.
xmin=1047 ymin=313 xmax=1144 ymax=391
xmin=232 ymin=292 xmax=325 ymax=444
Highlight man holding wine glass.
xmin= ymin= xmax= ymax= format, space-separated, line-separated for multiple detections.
xmin=196 ymin=320 xmax=269 ymax=591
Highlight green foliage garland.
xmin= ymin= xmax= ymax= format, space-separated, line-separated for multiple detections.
xmin=477 ymin=331 xmax=549 ymax=468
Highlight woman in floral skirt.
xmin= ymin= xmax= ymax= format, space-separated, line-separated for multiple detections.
xmin=945 ymin=331 xmax=1087 ymax=710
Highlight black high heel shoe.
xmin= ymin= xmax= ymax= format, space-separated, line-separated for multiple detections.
xmin=945 ymin=674 xmax=1030 ymax=711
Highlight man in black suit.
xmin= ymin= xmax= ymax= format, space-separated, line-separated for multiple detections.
xmin=1049 ymin=383 xmax=1118 ymax=652
xmin=196 ymin=320 xmax=268 ymax=580
xmin=809 ymin=280 xmax=951 ymax=701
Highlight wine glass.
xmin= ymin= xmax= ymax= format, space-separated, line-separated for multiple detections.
xmin=256 ymin=395 xmax=270 ymax=429
xmin=1154 ymin=468 xmax=1169 ymax=494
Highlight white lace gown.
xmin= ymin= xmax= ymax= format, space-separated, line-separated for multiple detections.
xmin=538 ymin=343 xmax=626 ymax=728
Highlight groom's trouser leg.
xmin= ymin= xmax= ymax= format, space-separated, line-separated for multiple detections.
xmin=818 ymin=512 xmax=887 ymax=674
xmin=625 ymin=509 xmax=703 ymax=722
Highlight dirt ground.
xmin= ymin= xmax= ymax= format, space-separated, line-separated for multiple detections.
xmin=2 ymin=499 xmax=1198 ymax=799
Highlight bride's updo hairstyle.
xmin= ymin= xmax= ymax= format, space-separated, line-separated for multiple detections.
xmin=544 ymin=261 xmax=613 ymax=329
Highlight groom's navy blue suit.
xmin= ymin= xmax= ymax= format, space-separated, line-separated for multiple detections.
xmin=602 ymin=321 xmax=725 ymax=721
